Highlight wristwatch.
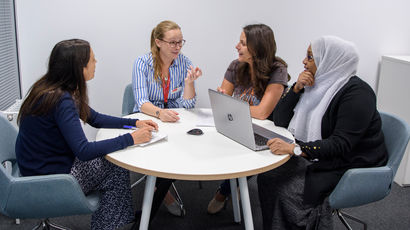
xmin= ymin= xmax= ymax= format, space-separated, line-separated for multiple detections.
xmin=155 ymin=110 xmax=161 ymax=118
xmin=293 ymin=143 xmax=302 ymax=156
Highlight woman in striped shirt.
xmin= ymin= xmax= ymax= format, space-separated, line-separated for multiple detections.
xmin=132 ymin=20 xmax=202 ymax=122
xmin=131 ymin=20 xmax=202 ymax=217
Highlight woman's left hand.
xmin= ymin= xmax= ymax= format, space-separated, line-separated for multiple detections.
xmin=135 ymin=120 xmax=158 ymax=131
xmin=185 ymin=66 xmax=202 ymax=83
xmin=216 ymin=86 xmax=227 ymax=95
xmin=267 ymin=138 xmax=294 ymax=155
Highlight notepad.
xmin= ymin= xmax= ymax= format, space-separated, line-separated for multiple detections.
xmin=138 ymin=131 xmax=167 ymax=147
xmin=118 ymin=129 xmax=168 ymax=147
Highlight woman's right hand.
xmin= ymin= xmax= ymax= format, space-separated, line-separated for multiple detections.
xmin=267 ymin=138 xmax=294 ymax=155
xmin=294 ymin=71 xmax=315 ymax=93
xmin=130 ymin=126 xmax=154 ymax=145
xmin=158 ymin=109 xmax=180 ymax=122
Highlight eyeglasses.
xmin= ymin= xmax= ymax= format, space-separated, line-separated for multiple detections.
xmin=159 ymin=39 xmax=186 ymax=48
xmin=306 ymin=54 xmax=314 ymax=62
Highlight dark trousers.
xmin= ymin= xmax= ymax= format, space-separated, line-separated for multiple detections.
xmin=150 ymin=177 xmax=174 ymax=220
xmin=132 ymin=177 xmax=174 ymax=230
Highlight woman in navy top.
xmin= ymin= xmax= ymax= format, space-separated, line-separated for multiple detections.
xmin=16 ymin=39 xmax=170 ymax=230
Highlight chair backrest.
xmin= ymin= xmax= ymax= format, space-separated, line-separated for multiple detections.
xmin=0 ymin=116 xmax=18 ymax=164
xmin=122 ymin=83 xmax=135 ymax=116
xmin=0 ymin=115 xmax=100 ymax=219
xmin=0 ymin=115 xmax=18 ymax=212
xmin=329 ymin=111 xmax=410 ymax=209
xmin=380 ymin=111 xmax=410 ymax=177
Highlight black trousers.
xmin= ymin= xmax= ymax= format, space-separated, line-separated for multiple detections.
xmin=132 ymin=177 xmax=174 ymax=229
xmin=150 ymin=177 xmax=174 ymax=220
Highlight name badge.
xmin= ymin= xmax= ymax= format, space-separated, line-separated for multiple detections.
xmin=171 ymin=87 xmax=182 ymax=95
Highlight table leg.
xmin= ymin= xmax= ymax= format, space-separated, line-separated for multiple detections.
xmin=238 ymin=177 xmax=254 ymax=230
xmin=229 ymin=179 xmax=241 ymax=223
xmin=139 ymin=175 xmax=157 ymax=230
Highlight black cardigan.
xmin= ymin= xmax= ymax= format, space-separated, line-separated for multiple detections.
xmin=272 ymin=76 xmax=388 ymax=205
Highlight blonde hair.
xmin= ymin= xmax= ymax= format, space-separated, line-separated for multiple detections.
xmin=150 ymin=20 xmax=181 ymax=81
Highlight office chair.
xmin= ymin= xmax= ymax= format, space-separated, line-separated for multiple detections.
xmin=122 ymin=83 xmax=186 ymax=216
xmin=122 ymin=83 xmax=136 ymax=117
xmin=329 ymin=111 xmax=410 ymax=230
xmin=0 ymin=115 xmax=100 ymax=230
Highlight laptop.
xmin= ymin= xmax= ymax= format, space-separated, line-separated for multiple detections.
xmin=208 ymin=89 xmax=293 ymax=151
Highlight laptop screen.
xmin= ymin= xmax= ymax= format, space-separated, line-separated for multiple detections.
xmin=208 ymin=89 xmax=293 ymax=150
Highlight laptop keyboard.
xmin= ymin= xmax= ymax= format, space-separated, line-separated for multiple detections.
xmin=254 ymin=133 xmax=269 ymax=146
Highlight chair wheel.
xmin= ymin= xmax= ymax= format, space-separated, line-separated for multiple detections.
xmin=179 ymin=205 xmax=186 ymax=217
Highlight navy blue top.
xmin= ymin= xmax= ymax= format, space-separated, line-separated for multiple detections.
xmin=16 ymin=92 xmax=138 ymax=176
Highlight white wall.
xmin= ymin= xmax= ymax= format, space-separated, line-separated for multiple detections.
xmin=15 ymin=0 xmax=410 ymax=117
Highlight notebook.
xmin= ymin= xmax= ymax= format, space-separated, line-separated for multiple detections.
xmin=117 ymin=129 xmax=167 ymax=147
xmin=208 ymin=89 xmax=293 ymax=151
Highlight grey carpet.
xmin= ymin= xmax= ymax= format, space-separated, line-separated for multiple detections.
xmin=1 ymin=172 xmax=410 ymax=229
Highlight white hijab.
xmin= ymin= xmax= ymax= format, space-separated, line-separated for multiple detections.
xmin=288 ymin=36 xmax=359 ymax=142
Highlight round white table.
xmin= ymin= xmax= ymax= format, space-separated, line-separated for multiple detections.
xmin=96 ymin=108 xmax=292 ymax=230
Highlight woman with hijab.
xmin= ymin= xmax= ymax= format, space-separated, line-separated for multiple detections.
xmin=257 ymin=36 xmax=388 ymax=229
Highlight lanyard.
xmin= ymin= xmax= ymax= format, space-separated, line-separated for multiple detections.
xmin=161 ymin=74 xmax=170 ymax=104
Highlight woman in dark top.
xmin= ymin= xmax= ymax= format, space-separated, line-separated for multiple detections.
xmin=15 ymin=39 xmax=170 ymax=230
xmin=257 ymin=36 xmax=388 ymax=229
xmin=208 ymin=24 xmax=289 ymax=214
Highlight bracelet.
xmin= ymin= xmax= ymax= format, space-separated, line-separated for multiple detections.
xmin=281 ymin=85 xmax=292 ymax=99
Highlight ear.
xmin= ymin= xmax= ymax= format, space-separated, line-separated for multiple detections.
xmin=155 ymin=39 xmax=161 ymax=48
xmin=83 ymin=67 xmax=89 ymax=81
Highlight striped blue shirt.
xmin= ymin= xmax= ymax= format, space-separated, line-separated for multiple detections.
xmin=132 ymin=53 xmax=196 ymax=112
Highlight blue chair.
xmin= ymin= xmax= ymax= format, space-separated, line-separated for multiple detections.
xmin=0 ymin=115 xmax=100 ymax=229
xmin=329 ymin=111 xmax=410 ymax=230
xmin=122 ymin=83 xmax=136 ymax=116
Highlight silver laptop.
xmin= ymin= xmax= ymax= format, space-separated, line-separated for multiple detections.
xmin=208 ymin=89 xmax=293 ymax=151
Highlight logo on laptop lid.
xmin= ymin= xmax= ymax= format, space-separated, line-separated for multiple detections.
xmin=227 ymin=113 xmax=233 ymax=121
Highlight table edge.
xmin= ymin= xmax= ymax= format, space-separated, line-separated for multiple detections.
xmin=105 ymin=154 xmax=291 ymax=180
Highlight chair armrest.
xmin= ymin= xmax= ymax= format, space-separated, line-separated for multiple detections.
xmin=329 ymin=166 xmax=393 ymax=209
xmin=5 ymin=174 xmax=99 ymax=219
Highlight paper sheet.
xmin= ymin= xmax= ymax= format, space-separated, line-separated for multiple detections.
xmin=138 ymin=131 xmax=168 ymax=146
xmin=195 ymin=109 xmax=215 ymax=127
xmin=117 ymin=129 xmax=168 ymax=147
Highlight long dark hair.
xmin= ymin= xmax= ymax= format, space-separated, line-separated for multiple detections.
xmin=236 ymin=24 xmax=289 ymax=99
xmin=18 ymin=39 xmax=91 ymax=123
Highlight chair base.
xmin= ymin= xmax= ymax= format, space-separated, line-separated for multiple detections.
xmin=170 ymin=182 xmax=186 ymax=217
xmin=334 ymin=209 xmax=367 ymax=230
xmin=32 ymin=218 xmax=71 ymax=230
